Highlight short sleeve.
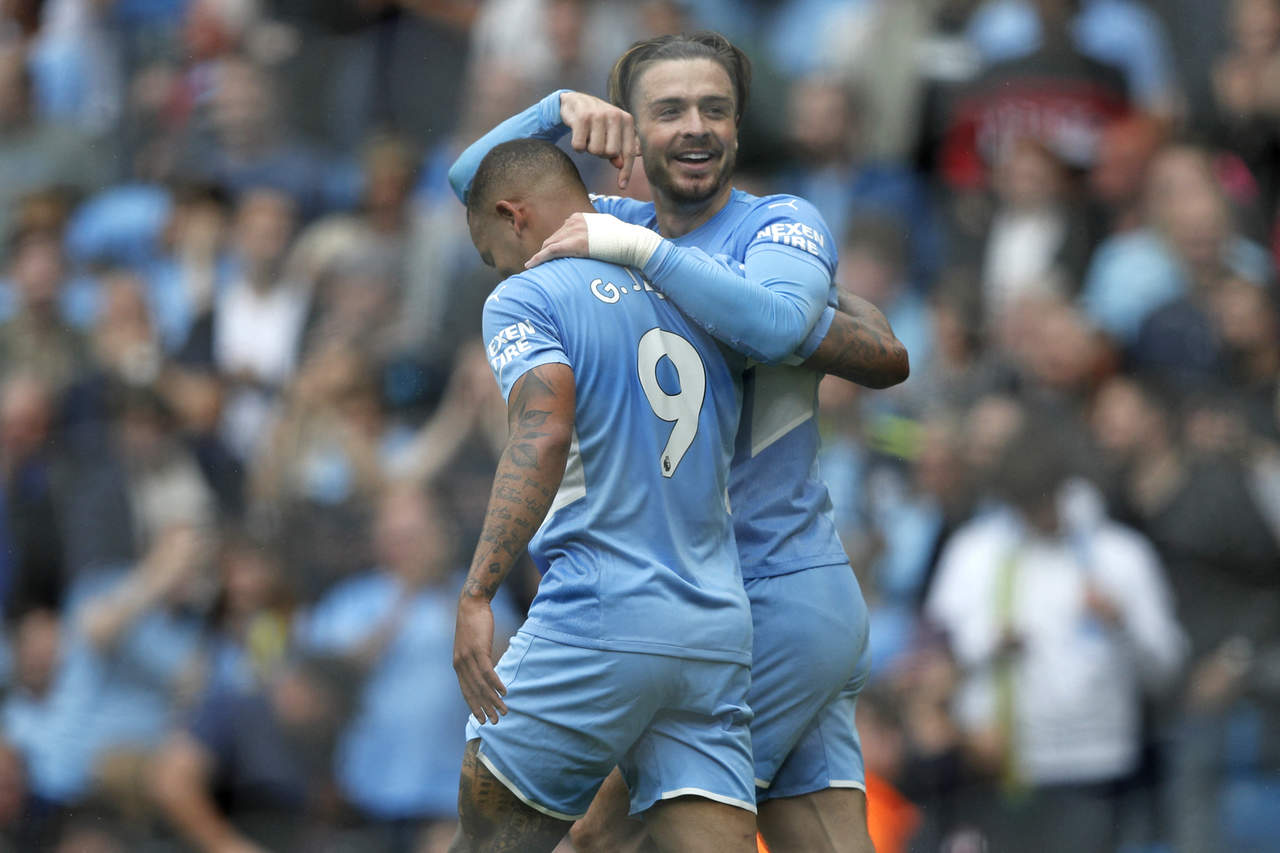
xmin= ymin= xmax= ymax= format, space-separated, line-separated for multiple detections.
xmin=482 ymin=276 xmax=571 ymax=401
xmin=741 ymin=195 xmax=839 ymax=279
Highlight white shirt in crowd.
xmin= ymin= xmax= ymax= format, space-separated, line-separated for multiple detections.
xmin=925 ymin=495 xmax=1186 ymax=786
xmin=213 ymin=277 xmax=310 ymax=459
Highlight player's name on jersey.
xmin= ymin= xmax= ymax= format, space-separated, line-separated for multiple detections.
xmin=755 ymin=221 xmax=826 ymax=257
xmin=589 ymin=275 xmax=665 ymax=305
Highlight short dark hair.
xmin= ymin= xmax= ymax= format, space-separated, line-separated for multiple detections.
xmin=466 ymin=138 xmax=588 ymax=220
xmin=608 ymin=31 xmax=751 ymax=124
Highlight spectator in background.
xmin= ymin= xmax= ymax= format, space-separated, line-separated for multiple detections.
xmin=148 ymin=182 xmax=236 ymax=355
xmin=158 ymin=361 xmax=243 ymax=519
xmin=0 ymin=44 xmax=105 ymax=260
xmin=178 ymin=55 xmax=340 ymax=217
xmin=206 ymin=186 xmax=308 ymax=461
xmin=0 ymin=374 xmax=65 ymax=617
xmin=997 ymin=294 xmax=1111 ymax=412
xmin=2 ymin=607 xmax=61 ymax=766
xmin=1210 ymin=0 xmax=1280 ymax=223
xmin=250 ymin=347 xmax=385 ymax=598
xmin=966 ymin=0 xmax=1180 ymax=117
xmin=198 ymin=528 xmax=293 ymax=696
xmin=834 ymin=218 xmax=933 ymax=409
xmin=27 ymin=0 xmax=126 ymax=137
xmin=20 ymin=524 xmax=211 ymax=817
xmin=1089 ymin=375 xmax=1280 ymax=852
xmin=150 ymin=651 xmax=356 ymax=853
xmin=782 ymin=75 xmax=943 ymax=289
xmin=966 ymin=138 xmax=1096 ymax=318
xmin=400 ymin=343 xmax=509 ymax=566
xmin=89 ymin=271 xmax=162 ymax=391
xmin=1082 ymin=141 xmax=1273 ymax=349
xmin=467 ymin=0 xmax=632 ymax=101
xmin=1088 ymin=114 xmax=1166 ymax=235
xmin=0 ymin=227 xmax=90 ymax=400
xmin=925 ymin=411 xmax=1185 ymax=853
xmin=61 ymin=382 xmax=216 ymax=580
xmin=939 ymin=0 xmax=1131 ymax=193
xmin=297 ymin=484 xmax=515 ymax=851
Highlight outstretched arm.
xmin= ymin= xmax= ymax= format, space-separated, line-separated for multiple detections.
xmin=803 ymin=293 xmax=910 ymax=389
xmin=448 ymin=90 xmax=638 ymax=202
xmin=453 ymin=363 xmax=575 ymax=724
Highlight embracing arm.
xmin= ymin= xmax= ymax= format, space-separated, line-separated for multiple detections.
xmin=528 ymin=214 xmax=829 ymax=363
xmin=453 ymin=363 xmax=575 ymax=723
xmin=803 ymin=293 xmax=910 ymax=389
xmin=448 ymin=91 xmax=638 ymax=202
xmin=641 ymin=242 xmax=830 ymax=363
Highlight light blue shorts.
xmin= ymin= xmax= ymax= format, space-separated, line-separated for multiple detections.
xmin=745 ymin=563 xmax=871 ymax=801
xmin=465 ymin=630 xmax=755 ymax=820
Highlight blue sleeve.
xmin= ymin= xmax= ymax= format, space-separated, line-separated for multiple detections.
xmin=638 ymin=197 xmax=837 ymax=364
xmin=448 ymin=90 xmax=571 ymax=203
xmin=798 ymin=304 xmax=836 ymax=360
xmin=641 ymin=243 xmax=829 ymax=364
xmin=482 ymin=275 xmax=571 ymax=400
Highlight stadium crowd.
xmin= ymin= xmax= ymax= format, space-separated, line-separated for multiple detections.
xmin=0 ymin=0 xmax=1275 ymax=850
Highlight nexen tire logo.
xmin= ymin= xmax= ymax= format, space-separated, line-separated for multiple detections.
xmin=755 ymin=221 xmax=825 ymax=257
xmin=489 ymin=321 xmax=536 ymax=370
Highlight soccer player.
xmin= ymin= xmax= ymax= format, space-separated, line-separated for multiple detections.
xmin=449 ymin=138 xmax=758 ymax=853
xmin=448 ymin=32 xmax=909 ymax=853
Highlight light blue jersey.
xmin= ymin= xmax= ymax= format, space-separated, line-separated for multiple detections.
xmin=449 ymin=97 xmax=847 ymax=579
xmin=483 ymin=256 xmax=750 ymax=664
xmin=591 ymin=190 xmax=847 ymax=578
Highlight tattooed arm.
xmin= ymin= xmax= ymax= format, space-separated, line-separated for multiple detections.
xmin=803 ymin=292 xmax=910 ymax=389
xmin=453 ymin=363 xmax=576 ymax=725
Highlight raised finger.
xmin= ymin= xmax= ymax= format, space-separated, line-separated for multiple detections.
xmin=619 ymin=129 xmax=640 ymax=189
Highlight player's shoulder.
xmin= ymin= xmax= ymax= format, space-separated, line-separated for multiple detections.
xmin=736 ymin=192 xmax=837 ymax=262
xmin=589 ymin=193 xmax=657 ymax=227
xmin=745 ymin=191 xmax=827 ymax=222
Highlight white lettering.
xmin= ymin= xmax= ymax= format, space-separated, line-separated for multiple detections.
xmin=590 ymin=278 xmax=622 ymax=304
xmin=754 ymin=220 xmax=826 ymax=257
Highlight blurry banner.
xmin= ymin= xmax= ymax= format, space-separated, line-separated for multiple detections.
xmin=939 ymin=46 xmax=1131 ymax=190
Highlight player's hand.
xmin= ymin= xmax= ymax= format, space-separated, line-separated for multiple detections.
xmin=525 ymin=212 xmax=590 ymax=268
xmin=559 ymin=91 xmax=641 ymax=190
xmin=453 ymin=596 xmax=508 ymax=724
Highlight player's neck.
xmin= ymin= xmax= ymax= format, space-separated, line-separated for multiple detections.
xmin=653 ymin=184 xmax=733 ymax=238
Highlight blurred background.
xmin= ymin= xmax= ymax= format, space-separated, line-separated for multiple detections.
xmin=0 ymin=0 xmax=1275 ymax=850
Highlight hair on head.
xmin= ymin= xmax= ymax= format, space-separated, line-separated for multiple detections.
xmin=466 ymin=138 xmax=588 ymax=220
xmin=608 ymin=31 xmax=751 ymax=123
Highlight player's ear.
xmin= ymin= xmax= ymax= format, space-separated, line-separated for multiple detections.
xmin=495 ymin=199 xmax=531 ymax=236
xmin=504 ymin=201 xmax=534 ymax=238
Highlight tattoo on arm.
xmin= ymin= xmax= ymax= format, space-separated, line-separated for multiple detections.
xmin=461 ymin=365 xmax=574 ymax=603
xmin=803 ymin=293 xmax=910 ymax=389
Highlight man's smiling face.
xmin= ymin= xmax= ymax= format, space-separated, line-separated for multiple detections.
xmin=632 ymin=57 xmax=739 ymax=208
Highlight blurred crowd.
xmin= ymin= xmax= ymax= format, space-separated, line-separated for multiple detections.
xmin=0 ymin=0 xmax=1275 ymax=851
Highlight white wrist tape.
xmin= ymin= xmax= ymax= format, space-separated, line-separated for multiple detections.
xmin=583 ymin=213 xmax=664 ymax=269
